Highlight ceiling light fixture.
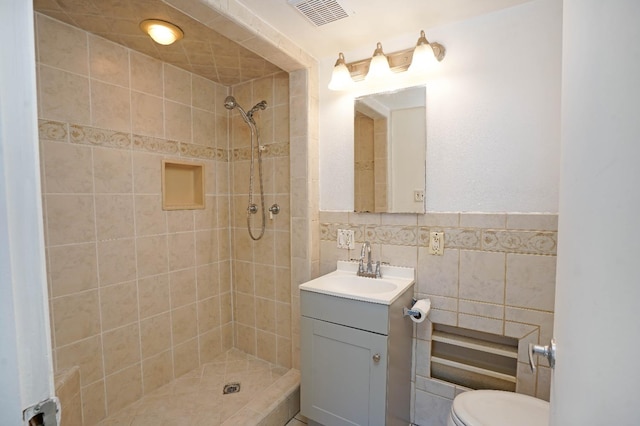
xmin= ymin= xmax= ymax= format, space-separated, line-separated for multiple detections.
xmin=328 ymin=30 xmax=445 ymax=91
xmin=140 ymin=19 xmax=184 ymax=45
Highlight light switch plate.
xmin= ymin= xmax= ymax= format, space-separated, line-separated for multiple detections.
xmin=337 ymin=229 xmax=355 ymax=249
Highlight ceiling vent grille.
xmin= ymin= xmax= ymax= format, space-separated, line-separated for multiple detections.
xmin=288 ymin=0 xmax=353 ymax=27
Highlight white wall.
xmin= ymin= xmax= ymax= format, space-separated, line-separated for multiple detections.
xmin=552 ymin=1 xmax=640 ymax=424
xmin=0 ymin=0 xmax=55 ymax=423
xmin=319 ymin=0 xmax=562 ymax=212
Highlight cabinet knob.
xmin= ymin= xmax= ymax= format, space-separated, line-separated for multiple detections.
xmin=372 ymin=353 xmax=381 ymax=363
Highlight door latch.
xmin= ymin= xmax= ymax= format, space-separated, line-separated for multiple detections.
xmin=528 ymin=338 xmax=556 ymax=373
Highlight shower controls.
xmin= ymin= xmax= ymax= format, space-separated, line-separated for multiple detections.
xmin=225 ymin=95 xmax=268 ymax=240
xmin=268 ymin=204 xmax=280 ymax=219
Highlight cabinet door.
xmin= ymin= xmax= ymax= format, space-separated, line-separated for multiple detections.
xmin=301 ymin=317 xmax=388 ymax=426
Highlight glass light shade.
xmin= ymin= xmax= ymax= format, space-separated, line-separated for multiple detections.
xmin=328 ymin=53 xmax=354 ymax=91
xmin=365 ymin=42 xmax=392 ymax=82
xmin=140 ymin=20 xmax=183 ymax=45
xmin=408 ymin=42 xmax=438 ymax=74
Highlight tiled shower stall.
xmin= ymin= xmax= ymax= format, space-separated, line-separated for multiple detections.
xmin=35 ymin=11 xmax=312 ymax=423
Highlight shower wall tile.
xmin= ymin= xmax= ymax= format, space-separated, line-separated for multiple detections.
xmin=36 ymin=14 xmax=88 ymax=75
xmin=94 ymin=194 xmax=134 ymax=240
xmin=140 ymin=313 xmax=172 ymax=359
xmin=135 ymin=195 xmax=167 ymax=236
xmin=192 ymin=74 xmax=216 ymax=112
xmin=142 ymin=350 xmax=174 ymax=394
xmin=88 ymin=35 xmax=129 ymax=87
xmin=164 ymin=64 xmax=192 ymax=105
xmin=105 ymin=363 xmax=142 ymax=414
xmin=38 ymin=16 xmax=293 ymax=423
xmin=97 ymin=238 xmax=137 ymax=286
xmin=102 ymin=323 xmax=141 ymax=375
xmin=45 ymin=194 xmax=95 ymax=245
xmin=130 ymin=51 xmax=163 ymax=97
xmin=173 ymin=338 xmax=199 ymax=377
xmin=165 ymin=100 xmax=192 ymax=143
xmin=52 ymin=290 xmax=101 ymax=346
xmin=100 ymin=281 xmax=138 ymax=331
xmin=81 ymin=380 xmax=106 ymax=425
xmin=136 ymin=235 xmax=169 ymax=278
xmin=39 ymin=65 xmax=91 ymax=125
xmin=132 ymin=152 xmax=163 ymax=194
xmin=56 ymin=335 xmax=103 ymax=386
xmin=92 ymin=148 xmax=132 ymax=193
xmin=42 ymin=141 xmax=93 ymax=193
xmin=170 ymin=268 xmax=197 ymax=308
xmin=138 ymin=274 xmax=171 ymax=319
xmin=90 ymin=81 xmax=131 ymax=132
xmin=131 ymin=91 xmax=164 ymax=138
xmin=48 ymin=243 xmax=97 ymax=297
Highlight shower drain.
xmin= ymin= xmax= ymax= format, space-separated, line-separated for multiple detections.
xmin=223 ymin=382 xmax=241 ymax=395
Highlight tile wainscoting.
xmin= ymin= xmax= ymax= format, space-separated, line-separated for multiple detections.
xmin=319 ymin=211 xmax=556 ymax=425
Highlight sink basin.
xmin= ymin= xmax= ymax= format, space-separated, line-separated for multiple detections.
xmin=318 ymin=275 xmax=398 ymax=294
xmin=299 ymin=261 xmax=415 ymax=305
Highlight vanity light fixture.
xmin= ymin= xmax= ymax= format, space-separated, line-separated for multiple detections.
xmin=328 ymin=29 xmax=445 ymax=91
xmin=328 ymin=53 xmax=354 ymax=91
xmin=364 ymin=42 xmax=392 ymax=82
xmin=408 ymin=30 xmax=442 ymax=74
xmin=140 ymin=19 xmax=184 ymax=45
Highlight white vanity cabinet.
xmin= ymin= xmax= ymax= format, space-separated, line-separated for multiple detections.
xmin=300 ymin=284 xmax=414 ymax=426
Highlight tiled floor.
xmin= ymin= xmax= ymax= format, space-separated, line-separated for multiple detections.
xmin=284 ymin=413 xmax=308 ymax=426
xmin=97 ymin=349 xmax=299 ymax=425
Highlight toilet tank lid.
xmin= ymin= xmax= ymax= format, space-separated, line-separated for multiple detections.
xmin=452 ymin=390 xmax=549 ymax=426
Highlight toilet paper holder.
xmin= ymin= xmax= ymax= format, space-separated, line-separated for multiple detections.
xmin=403 ymin=298 xmax=422 ymax=319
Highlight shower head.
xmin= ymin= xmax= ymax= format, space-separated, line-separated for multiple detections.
xmin=224 ymin=96 xmax=237 ymax=110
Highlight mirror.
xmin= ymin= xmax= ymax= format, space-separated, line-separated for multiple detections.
xmin=354 ymin=86 xmax=426 ymax=213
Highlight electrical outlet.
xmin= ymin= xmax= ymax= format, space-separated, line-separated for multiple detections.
xmin=413 ymin=190 xmax=425 ymax=202
xmin=429 ymin=231 xmax=444 ymax=255
xmin=337 ymin=229 xmax=355 ymax=249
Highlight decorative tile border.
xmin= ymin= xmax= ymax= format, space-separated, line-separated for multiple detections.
xmin=232 ymin=142 xmax=290 ymax=161
xmin=38 ymin=120 xmax=287 ymax=163
xmin=355 ymin=161 xmax=374 ymax=171
xmin=321 ymin=219 xmax=557 ymax=255
xmin=69 ymin=124 xmax=131 ymax=149
xmin=132 ymin=135 xmax=179 ymax=155
xmin=38 ymin=120 xmax=68 ymax=142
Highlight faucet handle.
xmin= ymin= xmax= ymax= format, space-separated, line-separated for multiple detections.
xmin=374 ymin=261 xmax=381 ymax=278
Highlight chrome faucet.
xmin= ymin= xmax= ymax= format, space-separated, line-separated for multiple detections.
xmin=358 ymin=241 xmax=381 ymax=278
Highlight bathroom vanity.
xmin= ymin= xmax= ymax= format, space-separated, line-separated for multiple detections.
xmin=300 ymin=261 xmax=415 ymax=426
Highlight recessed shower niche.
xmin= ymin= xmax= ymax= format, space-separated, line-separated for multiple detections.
xmin=162 ymin=160 xmax=205 ymax=210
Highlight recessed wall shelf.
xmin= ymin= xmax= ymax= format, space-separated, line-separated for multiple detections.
xmin=431 ymin=324 xmax=518 ymax=392
xmin=162 ymin=160 xmax=205 ymax=210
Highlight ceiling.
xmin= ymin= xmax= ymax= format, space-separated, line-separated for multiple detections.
xmin=235 ymin=0 xmax=536 ymax=59
xmin=34 ymin=0 xmax=535 ymax=86
xmin=33 ymin=0 xmax=283 ymax=86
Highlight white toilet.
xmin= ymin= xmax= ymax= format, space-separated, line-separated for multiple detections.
xmin=447 ymin=390 xmax=549 ymax=426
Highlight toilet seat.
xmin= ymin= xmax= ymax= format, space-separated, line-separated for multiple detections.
xmin=450 ymin=390 xmax=549 ymax=426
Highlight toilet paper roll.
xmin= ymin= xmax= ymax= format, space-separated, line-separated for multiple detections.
xmin=410 ymin=299 xmax=431 ymax=323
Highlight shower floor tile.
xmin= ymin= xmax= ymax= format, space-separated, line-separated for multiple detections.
xmin=97 ymin=349 xmax=297 ymax=426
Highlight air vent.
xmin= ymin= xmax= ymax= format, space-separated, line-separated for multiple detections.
xmin=288 ymin=0 xmax=353 ymax=27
